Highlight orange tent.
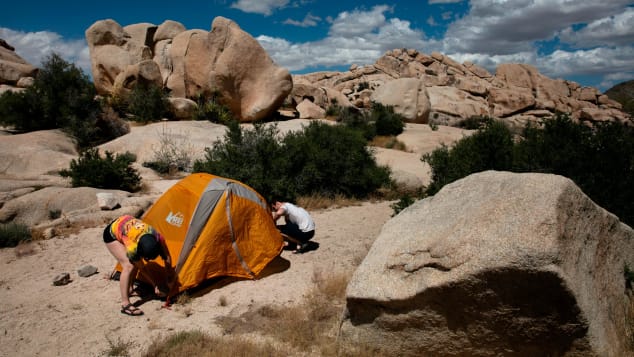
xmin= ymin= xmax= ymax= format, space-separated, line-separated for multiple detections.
xmin=122 ymin=173 xmax=283 ymax=295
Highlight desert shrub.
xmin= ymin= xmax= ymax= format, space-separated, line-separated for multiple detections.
xmin=192 ymin=93 xmax=234 ymax=123
xmin=369 ymin=102 xmax=405 ymax=136
xmin=423 ymin=120 xmax=514 ymax=195
xmin=0 ymin=223 xmax=31 ymax=248
xmin=143 ymin=126 xmax=196 ymax=174
xmin=279 ymin=121 xmax=391 ymax=200
xmin=0 ymin=53 xmax=107 ymax=148
xmin=193 ymin=120 xmax=290 ymax=199
xmin=337 ymin=106 xmax=376 ymax=140
xmin=424 ymin=113 xmax=634 ymax=226
xmin=193 ymin=120 xmax=391 ymax=202
xmin=457 ymin=116 xmax=493 ymax=130
xmin=59 ymin=148 xmax=141 ymax=192
xmin=126 ymin=83 xmax=170 ymax=123
xmin=390 ymin=194 xmax=416 ymax=217
xmin=324 ymin=98 xmax=342 ymax=117
xmin=513 ymin=114 xmax=634 ymax=226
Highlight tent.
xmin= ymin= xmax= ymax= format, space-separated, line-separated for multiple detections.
xmin=120 ymin=173 xmax=283 ymax=295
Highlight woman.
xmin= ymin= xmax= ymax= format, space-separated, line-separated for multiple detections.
xmin=103 ymin=215 xmax=173 ymax=316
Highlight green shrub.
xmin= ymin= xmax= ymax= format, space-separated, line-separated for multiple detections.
xmin=193 ymin=120 xmax=290 ymax=199
xmin=369 ymin=102 xmax=405 ymax=136
xmin=59 ymin=148 xmax=141 ymax=192
xmin=0 ymin=53 xmax=106 ymax=148
xmin=423 ymin=120 xmax=514 ymax=195
xmin=390 ymin=194 xmax=416 ymax=217
xmin=193 ymin=120 xmax=391 ymax=201
xmin=337 ymin=106 xmax=376 ymax=140
xmin=192 ymin=93 xmax=234 ymax=123
xmin=457 ymin=116 xmax=493 ymax=130
xmin=126 ymin=83 xmax=170 ymax=123
xmin=424 ymin=113 xmax=634 ymax=226
xmin=0 ymin=223 xmax=31 ymax=248
xmin=280 ymin=121 xmax=391 ymax=199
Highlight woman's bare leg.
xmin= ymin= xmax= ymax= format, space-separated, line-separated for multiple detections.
xmin=106 ymin=241 xmax=142 ymax=314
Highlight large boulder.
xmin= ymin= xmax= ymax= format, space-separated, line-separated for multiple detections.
xmin=0 ymin=39 xmax=37 ymax=85
xmin=85 ymin=17 xmax=292 ymax=122
xmin=371 ymin=78 xmax=430 ymax=123
xmin=205 ymin=17 xmax=292 ymax=121
xmin=339 ymin=171 xmax=634 ymax=356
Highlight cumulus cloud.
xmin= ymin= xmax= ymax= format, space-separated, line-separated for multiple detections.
xmin=0 ymin=28 xmax=91 ymax=76
xmin=429 ymin=0 xmax=463 ymax=3
xmin=443 ymin=0 xmax=633 ymax=55
xmin=259 ymin=5 xmax=427 ymax=71
xmin=283 ymin=13 xmax=321 ymax=27
xmin=230 ymin=0 xmax=289 ymax=16
xmin=559 ymin=7 xmax=634 ymax=47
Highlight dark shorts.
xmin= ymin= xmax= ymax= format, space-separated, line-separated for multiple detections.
xmin=103 ymin=223 xmax=115 ymax=243
xmin=278 ymin=222 xmax=314 ymax=243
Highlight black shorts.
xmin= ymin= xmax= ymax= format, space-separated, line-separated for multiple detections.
xmin=103 ymin=223 xmax=115 ymax=243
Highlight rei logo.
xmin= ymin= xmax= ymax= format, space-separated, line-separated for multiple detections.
xmin=166 ymin=211 xmax=185 ymax=227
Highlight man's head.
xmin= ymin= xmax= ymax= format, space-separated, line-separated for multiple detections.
xmin=137 ymin=234 xmax=160 ymax=261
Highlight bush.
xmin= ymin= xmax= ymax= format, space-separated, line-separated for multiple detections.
xmin=0 ymin=53 xmax=130 ymax=148
xmin=280 ymin=121 xmax=391 ymax=199
xmin=0 ymin=223 xmax=31 ymax=248
xmin=193 ymin=120 xmax=290 ymax=199
xmin=59 ymin=148 xmax=141 ymax=192
xmin=143 ymin=126 xmax=196 ymax=174
xmin=193 ymin=120 xmax=391 ymax=202
xmin=126 ymin=83 xmax=170 ymax=123
xmin=192 ymin=93 xmax=234 ymax=123
xmin=424 ymin=113 xmax=634 ymax=227
xmin=423 ymin=120 xmax=514 ymax=195
xmin=0 ymin=53 xmax=104 ymax=148
xmin=369 ymin=102 xmax=405 ymax=136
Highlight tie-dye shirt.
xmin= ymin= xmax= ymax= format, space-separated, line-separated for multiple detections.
xmin=110 ymin=215 xmax=164 ymax=261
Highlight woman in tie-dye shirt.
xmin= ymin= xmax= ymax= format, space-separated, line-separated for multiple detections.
xmin=103 ymin=215 xmax=173 ymax=316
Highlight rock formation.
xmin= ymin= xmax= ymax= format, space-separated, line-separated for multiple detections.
xmin=339 ymin=170 xmax=634 ymax=356
xmin=0 ymin=39 xmax=37 ymax=95
xmin=85 ymin=17 xmax=293 ymax=122
xmin=295 ymin=49 xmax=631 ymax=130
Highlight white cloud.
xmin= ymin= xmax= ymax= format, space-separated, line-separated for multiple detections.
xmin=559 ymin=7 xmax=634 ymax=47
xmin=0 ymin=28 xmax=91 ymax=76
xmin=443 ymin=0 xmax=633 ymax=55
xmin=329 ymin=5 xmax=392 ymax=37
xmin=428 ymin=0 xmax=463 ymax=3
xmin=230 ymin=0 xmax=289 ymax=16
xmin=283 ymin=13 xmax=321 ymax=27
xmin=259 ymin=6 xmax=428 ymax=71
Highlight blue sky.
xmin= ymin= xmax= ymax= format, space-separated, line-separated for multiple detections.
xmin=1 ymin=0 xmax=633 ymax=91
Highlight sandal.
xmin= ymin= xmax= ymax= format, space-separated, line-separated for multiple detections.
xmin=121 ymin=303 xmax=144 ymax=316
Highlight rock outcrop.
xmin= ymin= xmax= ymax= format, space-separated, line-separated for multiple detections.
xmin=339 ymin=171 xmax=634 ymax=356
xmin=295 ymin=49 xmax=631 ymax=129
xmin=0 ymin=39 xmax=37 ymax=93
xmin=85 ymin=17 xmax=292 ymax=122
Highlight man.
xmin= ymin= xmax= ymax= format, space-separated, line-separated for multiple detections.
xmin=271 ymin=200 xmax=316 ymax=254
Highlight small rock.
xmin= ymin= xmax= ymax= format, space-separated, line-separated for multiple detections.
xmin=96 ymin=192 xmax=119 ymax=210
xmin=52 ymin=272 xmax=71 ymax=286
xmin=77 ymin=265 xmax=98 ymax=278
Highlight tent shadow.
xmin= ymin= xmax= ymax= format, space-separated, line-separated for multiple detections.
xmin=185 ymin=255 xmax=291 ymax=299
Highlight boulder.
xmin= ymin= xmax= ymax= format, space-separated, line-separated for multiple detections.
xmin=339 ymin=171 xmax=634 ymax=356
xmin=205 ymin=17 xmax=293 ymax=121
xmin=296 ymin=99 xmax=325 ymax=119
xmin=371 ymin=78 xmax=431 ymax=123
xmin=0 ymin=39 xmax=38 ymax=85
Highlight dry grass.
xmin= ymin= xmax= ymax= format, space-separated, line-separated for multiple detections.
xmin=144 ymin=270 xmax=358 ymax=356
xmin=369 ymin=135 xmax=408 ymax=151
xmin=297 ymin=194 xmax=363 ymax=210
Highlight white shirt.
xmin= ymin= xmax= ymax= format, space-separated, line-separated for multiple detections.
xmin=281 ymin=203 xmax=315 ymax=232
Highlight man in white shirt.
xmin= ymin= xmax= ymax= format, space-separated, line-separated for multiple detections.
xmin=271 ymin=200 xmax=316 ymax=254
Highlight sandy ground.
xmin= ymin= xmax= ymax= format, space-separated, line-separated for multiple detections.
xmin=0 ymin=122 xmax=470 ymax=356
xmin=0 ymin=199 xmax=393 ymax=356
